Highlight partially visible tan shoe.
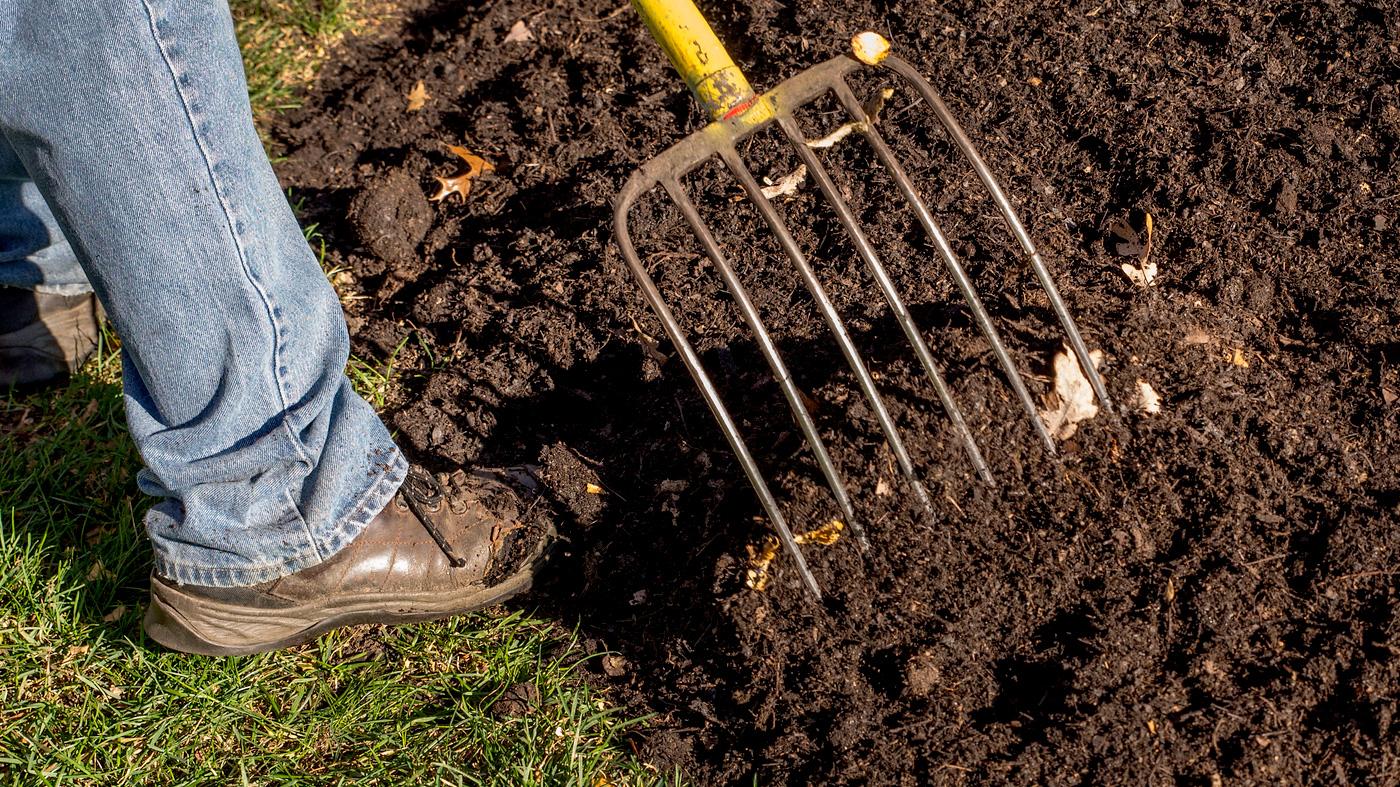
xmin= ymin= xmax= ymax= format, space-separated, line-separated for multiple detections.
xmin=143 ymin=465 xmax=556 ymax=656
xmin=0 ymin=287 xmax=102 ymax=389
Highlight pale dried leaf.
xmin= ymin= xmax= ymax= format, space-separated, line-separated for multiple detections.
xmin=406 ymin=81 xmax=429 ymax=112
xmin=1038 ymin=347 xmax=1105 ymax=440
xmin=504 ymin=19 xmax=533 ymax=43
xmin=103 ymin=605 xmax=127 ymax=623
xmin=1183 ymin=327 xmax=1213 ymax=345
xmin=1136 ymin=379 xmax=1162 ymax=415
xmin=760 ymin=164 xmax=807 ymax=200
xmin=1121 ymin=258 xmax=1158 ymax=287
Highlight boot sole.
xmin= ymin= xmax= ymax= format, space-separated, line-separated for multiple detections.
xmin=143 ymin=524 xmax=555 ymax=656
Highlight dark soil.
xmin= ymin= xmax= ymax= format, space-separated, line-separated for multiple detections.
xmin=269 ymin=0 xmax=1400 ymax=783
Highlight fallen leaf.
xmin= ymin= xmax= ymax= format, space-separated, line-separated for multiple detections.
xmin=794 ymin=519 xmax=843 ymax=546
xmin=875 ymin=478 xmax=891 ymax=497
xmin=504 ymin=19 xmax=533 ymax=43
xmin=103 ymin=605 xmax=127 ymax=623
xmin=1229 ymin=347 xmax=1250 ymax=368
xmin=430 ymin=146 xmax=495 ymax=203
xmin=1038 ymin=346 xmax=1105 ymax=440
xmin=406 ymin=81 xmax=430 ymax=112
xmin=585 ymin=483 xmax=603 ymax=495
xmin=1383 ymin=386 xmax=1397 ymax=405
xmin=1183 ymin=327 xmax=1213 ymax=345
xmin=86 ymin=560 xmax=115 ymax=582
xmin=761 ymin=164 xmax=807 ymax=200
xmin=807 ymin=88 xmax=894 ymax=149
xmin=745 ymin=536 xmax=780 ymax=591
xmin=1136 ymin=379 xmax=1162 ymax=415
xmin=1110 ymin=213 xmax=1156 ymax=287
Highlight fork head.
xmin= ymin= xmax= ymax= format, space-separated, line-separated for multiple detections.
xmin=613 ymin=40 xmax=1112 ymax=600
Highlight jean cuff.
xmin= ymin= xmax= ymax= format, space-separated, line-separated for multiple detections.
xmin=151 ymin=446 xmax=409 ymax=587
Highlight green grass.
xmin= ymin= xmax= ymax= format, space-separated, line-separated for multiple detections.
xmin=231 ymin=0 xmax=370 ymax=120
xmin=0 ymin=6 xmax=680 ymax=785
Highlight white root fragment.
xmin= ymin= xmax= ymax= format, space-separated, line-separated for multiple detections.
xmin=1038 ymin=346 xmax=1105 ymax=440
xmin=760 ymin=164 xmax=808 ymax=200
xmin=1136 ymin=379 xmax=1162 ymax=415
xmin=806 ymin=88 xmax=894 ymax=149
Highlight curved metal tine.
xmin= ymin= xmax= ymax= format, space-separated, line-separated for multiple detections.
xmin=830 ymin=80 xmax=1058 ymax=454
xmin=615 ymin=194 xmax=823 ymax=600
xmin=880 ymin=57 xmax=1114 ymax=414
xmin=662 ymin=178 xmax=869 ymax=551
xmin=775 ymin=114 xmax=995 ymax=487
xmin=717 ymin=145 xmax=936 ymax=519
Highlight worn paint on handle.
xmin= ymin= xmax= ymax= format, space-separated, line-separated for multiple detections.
xmin=631 ymin=0 xmax=756 ymax=121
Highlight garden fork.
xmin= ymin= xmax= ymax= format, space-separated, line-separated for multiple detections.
xmin=612 ymin=0 xmax=1113 ymax=599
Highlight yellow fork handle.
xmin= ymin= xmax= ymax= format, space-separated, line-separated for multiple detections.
xmin=631 ymin=0 xmax=756 ymax=121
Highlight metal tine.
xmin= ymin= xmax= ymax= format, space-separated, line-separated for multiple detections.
xmin=717 ymin=144 xmax=937 ymax=519
xmin=831 ymin=79 xmax=1059 ymax=453
xmin=614 ymin=195 xmax=824 ymax=600
xmin=879 ymin=58 xmax=1115 ymax=414
xmin=662 ymin=177 xmax=869 ymax=551
xmin=775 ymin=114 xmax=995 ymax=487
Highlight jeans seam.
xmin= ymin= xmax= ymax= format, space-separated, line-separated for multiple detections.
xmin=136 ymin=0 xmax=318 ymax=557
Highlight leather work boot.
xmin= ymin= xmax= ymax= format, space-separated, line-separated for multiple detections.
xmin=0 ymin=287 xmax=102 ymax=389
xmin=144 ymin=465 xmax=556 ymax=656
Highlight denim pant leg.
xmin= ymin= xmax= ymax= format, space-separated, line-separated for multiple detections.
xmin=0 ymin=138 xmax=91 ymax=294
xmin=0 ymin=0 xmax=407 ymax=586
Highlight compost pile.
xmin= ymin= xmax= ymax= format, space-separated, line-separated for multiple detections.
xmin=270 ymin=0 xmax=1399 ymax=782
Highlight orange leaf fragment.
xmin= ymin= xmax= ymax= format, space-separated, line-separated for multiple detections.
xmin=406 ymin=80 xmax=430 ymax=112
xmin=430 ymin=146 xmax=495 ymax=203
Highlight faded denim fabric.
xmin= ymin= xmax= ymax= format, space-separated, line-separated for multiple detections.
xmin=0 ymin=0 xmax=407 ymax=586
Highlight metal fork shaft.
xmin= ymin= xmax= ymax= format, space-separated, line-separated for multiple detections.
xmin=776 ymin=114 xmax=995 ymax=486
xmin=832 ymin=80 xmax=1058 ymax=453
xmin=663 ymin=178 xmax=868 ymax=550
xmin=614 ymin=198 xmax=824 ymax=599
xmin=718 ymin=145 xmax=936 ymax=518
xmin=880 ymin=56 xmax=1114 ymax=414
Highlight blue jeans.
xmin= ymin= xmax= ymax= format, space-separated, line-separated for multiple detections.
xmin=0 ymin=0 xmax=407 ymax=586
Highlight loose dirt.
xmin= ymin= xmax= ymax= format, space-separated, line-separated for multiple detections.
xmin=269 ymin=0 xmax=1400 ymax=782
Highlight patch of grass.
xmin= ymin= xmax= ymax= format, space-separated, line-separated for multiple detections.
xmin=347 ymin=334 xmax=409 ymax=409
xmin=0 ymin=340 xmax=674 ymax=786
xmin=231 ymin=0 xmax=388 ymax=121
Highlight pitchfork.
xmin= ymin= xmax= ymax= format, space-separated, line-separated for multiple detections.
xmin=612 ymin=0 xmax=1113 ymax=599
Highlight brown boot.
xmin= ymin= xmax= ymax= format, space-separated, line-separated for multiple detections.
xmin=143 ymin=465 xmax=555 ymax=656
xmin=0 ymin=287 xmax=102 ymax=389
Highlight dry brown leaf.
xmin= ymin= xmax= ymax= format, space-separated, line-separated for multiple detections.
xmin=430 ymin=146 xmax=495 ymax=203
xmin=86 ymin=560 xmax=115 ymax=582
xmin=1111 ymin=212 xmax=1156 ymax=287
xmin=406 ymin=81 xmax=430 ymax=112
xmin=745 ymin=536 xmax=780 ymax=591
xmin=585 ymin=483 xmax=603 ymax=495
xmin=761 ymin=164 xmax=807 ymax=200
xmin=1038 ymin=346 xmax=1105 ymax=440
xmin=103 ymin=605 xmax=127 ymax=623
xmin=504 ymin=19 xmax=533 ymax=43
xmin=794 ymin=519 xmax=844 ymax=546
